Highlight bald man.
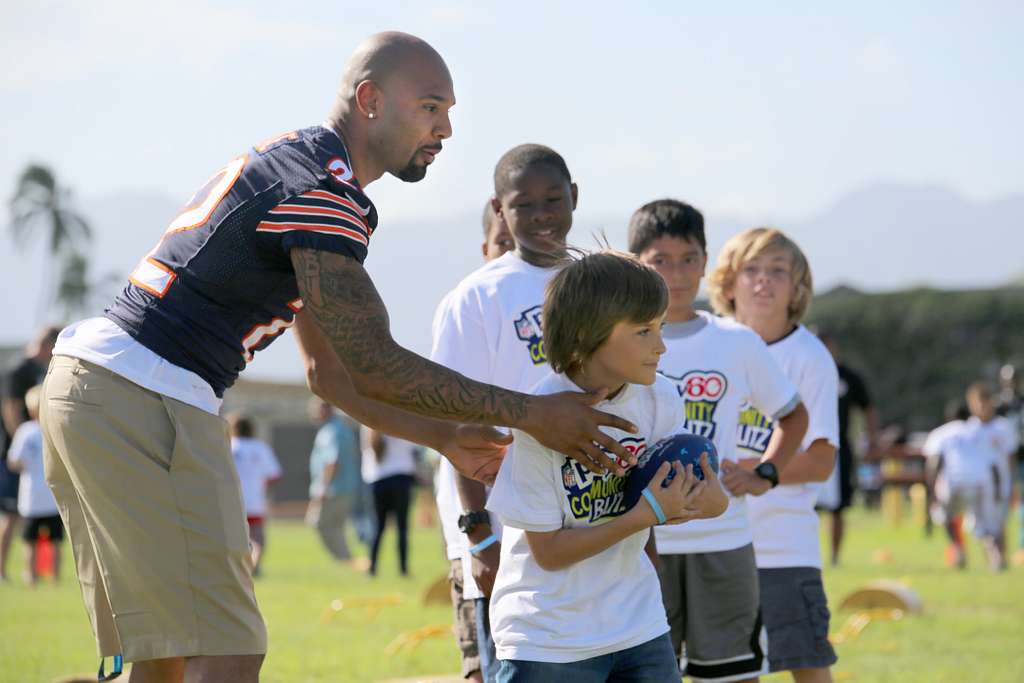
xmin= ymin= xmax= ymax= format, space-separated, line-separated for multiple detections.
xmin=41 ymin=32 xmax=638 ymax=682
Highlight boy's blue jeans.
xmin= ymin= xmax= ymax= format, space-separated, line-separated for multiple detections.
xmin=475 ymin=597 xmax=499 ymax=682
xmin=495 ymin=633 xmax=678 ymax=682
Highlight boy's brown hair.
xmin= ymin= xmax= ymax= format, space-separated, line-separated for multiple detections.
xmin=707 ymin=227 xmax=813 ymax=324
xmin=543 ymin=250 xmax=668 ymax=374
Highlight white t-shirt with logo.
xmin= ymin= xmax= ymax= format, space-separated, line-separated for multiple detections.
xmin=430 ymin=251 xmax=558 ymax=598
xmin=653 ymin=313 xmax=800 ymax=555
xmin=230 ymin=436 xmax=282 ymax=517
xmin=8 ymin=421 xmax=59 ymax=518
xmin=742 ymin=325 xmax=839 ymax=569
xmin=487 ymin=372 xmax=681 ymax=664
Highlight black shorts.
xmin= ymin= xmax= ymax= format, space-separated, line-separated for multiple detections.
xmin=0 ymin=461 xmax=19 ymax=514
xmin=835 ymin=446 xmax=855 ymax=510
xmin=22 ymin=515 xmax=64 ymax=542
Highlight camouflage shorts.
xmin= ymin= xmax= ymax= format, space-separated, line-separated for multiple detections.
xmin=449 ymin=559 xmax=480 ymax=678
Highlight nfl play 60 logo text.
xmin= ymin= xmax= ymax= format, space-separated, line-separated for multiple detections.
xmin=514 ymin=305 xmax=546 ymax=365
xmin=661 ymin=370 xmax=728 ymax=440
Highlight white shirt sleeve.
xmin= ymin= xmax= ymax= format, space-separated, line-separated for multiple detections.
xmin=798 ymin=350 xmax=840 ymax=450
xmin=7 ymin=424 xmax=32 ymax=468
xmin=486 ymin=430 xmax=563 ymax=532
xmin=997 ymin=417 xmax=1020 ymax=455
xmin=430 ymin=286 xmax=493 ymax=381
xmin=745 ymin=334 xmax=800 ymax=419
xmin=651 ymin=375 xmax=686 ymax=442
xmin=922 ymin=423 xmax=956 ymax=460
xmin=261 ymin=443 xmax=283 ymax=481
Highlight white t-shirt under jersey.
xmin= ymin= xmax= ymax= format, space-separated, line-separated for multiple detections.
xmin=53 ymin=317 xmax=221 ymax=415
xmin=230 ymin=437 xmax=282 ymax=517
xmin=8 ymin=421 xmax=58 ymax=518
xmin=743 ymin=325 xmax=839 ymax=569
xmin=487 ymin=372 xmax=680 ymax=664
xmin=653 ymin=312 xmax=800 ymax=555
xmin=430 ymin=251 xmax=557 ymax=599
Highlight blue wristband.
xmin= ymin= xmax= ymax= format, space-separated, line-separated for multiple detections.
xmin=469 ymin=533 xmax=499 ymax=556
xmin=641 ymin=489 xmax=667 ymax=525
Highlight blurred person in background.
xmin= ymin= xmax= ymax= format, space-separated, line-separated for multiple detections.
xmin=817 ymin=331 xmax=881 ymax=566
xmin=362 ymin=426 xmax=418 ymax=577
xmin=228 ymin=414 xmax=282 ymax=577
xmin=923 ymin=398 xmax=971 ymax=568
xmin=7 ymin=386 xmax=63 ymax=585
xmin=995 ymin=364 xmax=1024 ymax=563
xmin=0 ymin=326 xmax=59 ymax=582
xmin=963 ymin=382 xmax=1018 ymax=570
xmin=306 ymin=399 xmax=364 ymax=568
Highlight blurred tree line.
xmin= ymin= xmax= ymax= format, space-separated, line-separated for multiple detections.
xmin=7 ymin=164 xmax=118 ymax=323
xmin=808 ymin=285 xmax=1024 ymax=433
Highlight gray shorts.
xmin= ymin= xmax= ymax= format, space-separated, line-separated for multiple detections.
xmin=657 ymin=544 xmax=768 ymax=682
xmin=758 ymin=567 xmax=837 ymax=672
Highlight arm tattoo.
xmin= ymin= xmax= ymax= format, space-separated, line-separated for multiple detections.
xmin=292 ymin=248 xmax=529 ymax=426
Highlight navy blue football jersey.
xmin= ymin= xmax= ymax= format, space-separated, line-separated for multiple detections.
xmin=105 ymin=125 xmax=378 ymax=397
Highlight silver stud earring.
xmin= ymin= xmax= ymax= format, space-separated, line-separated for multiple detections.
xmin=368 ymin=112 xmax=375 ymax=119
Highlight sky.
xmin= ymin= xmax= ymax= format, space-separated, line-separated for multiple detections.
xmin=1 ymin=1 xmax=1022 ymax=380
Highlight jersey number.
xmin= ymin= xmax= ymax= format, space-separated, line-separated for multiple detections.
xmin=129 ymin=156 xmax=247 ymax=298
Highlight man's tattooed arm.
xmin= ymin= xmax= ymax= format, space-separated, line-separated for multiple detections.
xmin=291 ymin=247 xmax=530 ymax=427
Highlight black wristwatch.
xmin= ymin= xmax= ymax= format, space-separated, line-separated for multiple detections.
xmin=458 ymin=511 xmax=491 ymax=534
xmin=753 ymin=462 xmax=779 ymax=488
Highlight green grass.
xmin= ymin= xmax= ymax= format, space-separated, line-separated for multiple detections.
xmin=1 ymin=503 xmax=1022 ymax=682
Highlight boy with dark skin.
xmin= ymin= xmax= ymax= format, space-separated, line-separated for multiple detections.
xmin=431 ymin=144 xmax=584 ymax=680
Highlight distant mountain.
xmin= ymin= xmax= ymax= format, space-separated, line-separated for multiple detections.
xmin=785 ymin=182 xmax=1023 ymax=292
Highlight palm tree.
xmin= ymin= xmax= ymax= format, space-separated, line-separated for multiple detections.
xmin=54 ymin=251 xmax=121 ymax=321
xmin=7 ymin=164 xmax=94 ymax=321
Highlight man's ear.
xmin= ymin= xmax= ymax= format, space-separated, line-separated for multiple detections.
xmin=354 ymin=80 xmax=381 ymax=119
xmin=570 ymin=182 xmax=579 ymax=210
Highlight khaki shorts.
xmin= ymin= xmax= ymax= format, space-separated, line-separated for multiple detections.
xmin=41 ymin=356 xmax=266 ymax=662
xmin=449 ymin=558 xmax=481 ymax=678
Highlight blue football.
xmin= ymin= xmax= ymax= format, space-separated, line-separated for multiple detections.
xmin=622 ymin=432 xmax=719 ymax=512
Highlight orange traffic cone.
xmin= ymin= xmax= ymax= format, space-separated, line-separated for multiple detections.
xmin=35 ymin=527 xmax=55 ymax=579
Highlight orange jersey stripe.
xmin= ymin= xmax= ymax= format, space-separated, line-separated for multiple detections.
xmin=255 ymin=221 xmax=368 ymax=245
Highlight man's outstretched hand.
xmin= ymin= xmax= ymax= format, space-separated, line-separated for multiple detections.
xmin=440 ymin=424 xmax=513 ymax=485
xmin=525 ymin=390 xmax=639 ymax=476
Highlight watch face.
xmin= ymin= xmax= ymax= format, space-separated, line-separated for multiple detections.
xmin=755 ymin=462 xmax=778 ymax=483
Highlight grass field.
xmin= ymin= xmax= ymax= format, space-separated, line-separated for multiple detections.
xmin=2 ymin=502 xmax=1022 ymax=683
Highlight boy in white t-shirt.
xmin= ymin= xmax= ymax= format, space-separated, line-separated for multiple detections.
xmin=488 ymin=250 xmax=727 ymax=681
xmin=629 ymin=200 xmax=808 ymax=682
xmin=708 ymin=228 xmax=839 ymax=683
xmin=228 ymin=414 xmax=282 ymax=577
xmin=7 ymin=386 xmax=63 ymax=585
xmin=923 ymin=399 xmax=972 ymax=568
xmin=433 ymin=145 xmax=635 ymax=681
xmin=932 ymin=382 xmax=1019 ymax=571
